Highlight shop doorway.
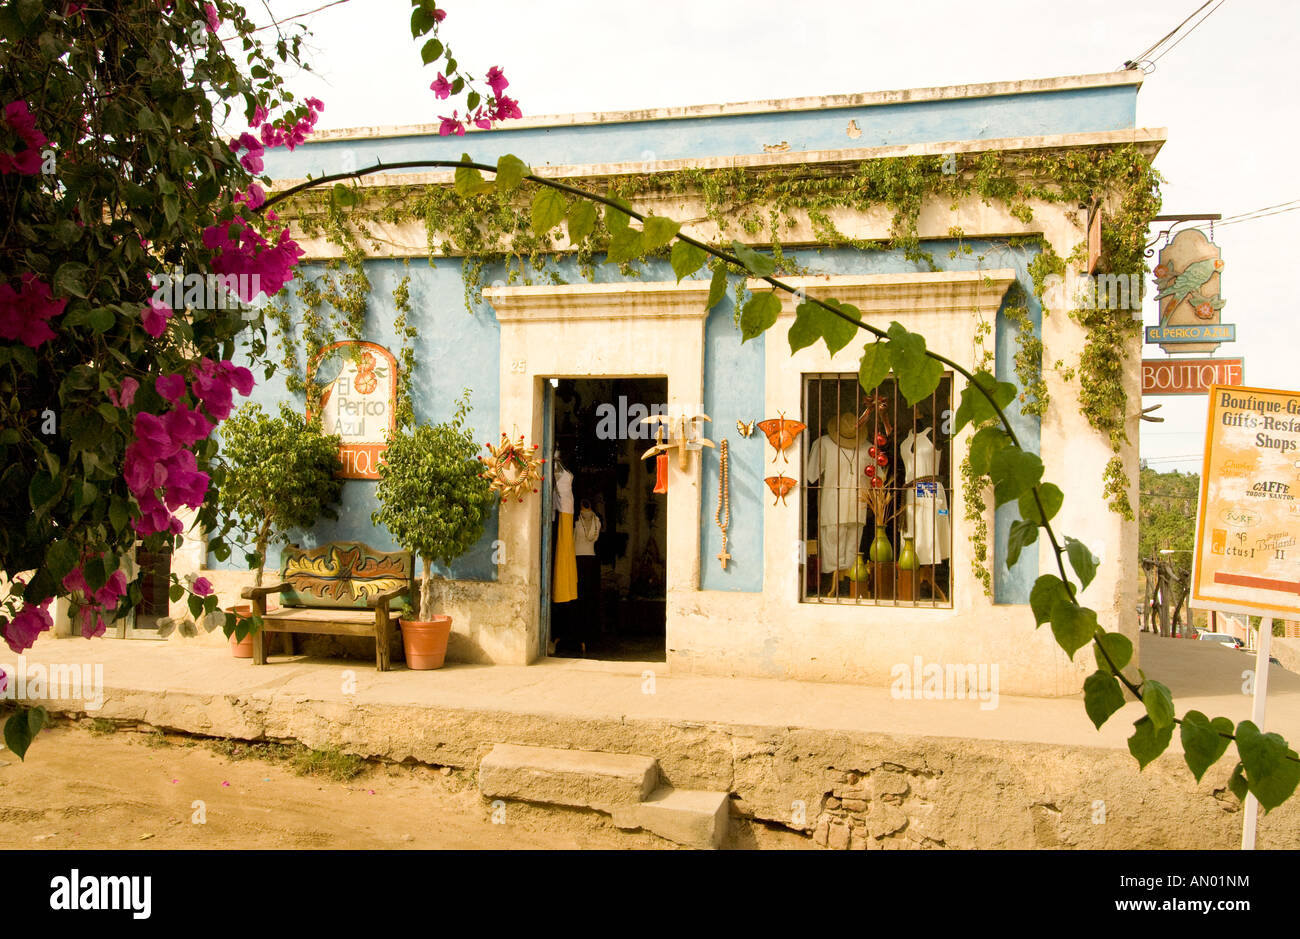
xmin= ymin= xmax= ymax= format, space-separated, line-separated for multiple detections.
xmin=545 ymin=377 xmax=667 ymax=662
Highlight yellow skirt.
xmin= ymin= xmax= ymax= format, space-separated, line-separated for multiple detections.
xmin=553 ymin=511 xmax=578 ymax=603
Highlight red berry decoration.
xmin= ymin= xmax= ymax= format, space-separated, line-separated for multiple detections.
xmin=868 ymin=446 xmax=878 ymax=458
xmin=876 ymin=453 xmax=888 ymax=467
xmin=875 ymin=433 xmax=887 ymax=447
xmin=871 ymin=477 xmax=883 ymax=488
xmin=864 ymin=464 xmax=876 ymax=478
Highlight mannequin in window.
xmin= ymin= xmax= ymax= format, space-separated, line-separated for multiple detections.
xmin=552 ymin=449 xmax=578 ymax=603
xmin=899 ymin=424 xmax=951 ymax=599
xmin=804 ymin=412 xmax=870 ymax=595
xmin=573 ymin=498 xmax=603 ymax=644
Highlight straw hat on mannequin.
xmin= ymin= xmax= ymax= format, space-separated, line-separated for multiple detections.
xmin=826 ymin=411 xmax=862 ymax=449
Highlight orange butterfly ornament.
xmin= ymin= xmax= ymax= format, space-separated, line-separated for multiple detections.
xmin=756 ymin=411 xmax=806 ymax=463
xmin=764 ymin=474 xmax=797 ymax=506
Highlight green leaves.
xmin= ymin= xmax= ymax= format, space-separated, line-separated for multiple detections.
xmin=1064 ymin=537 xmax=1098 ymax=590
xmin=1180 ymin=711 xmax=1233 ymax=783
xmin=1049 ymin=601 xmax=1096 ymax=660
xmin=790 ymin=300 xmax=860 ymax=356
xmin=968 ymin=426 xmax=1009 ymax=477
xmin=730 ymin=240 xmax=776 ymax=277
xmin=1235 ymin=720 xmax=1300 ymax=812
xmin=1093 ymin=631 xmax=1133 ymax=675
xmin=706 ymin=266 xmax=728 ymax=311
xmin=331 ymin=183 xmax=360 ymax=208
xmin=1140 ymin=678 xmax=1174 ymax=730
xmin=1005 ymin=519 xmax=1038 ymax=568
xmin=671 ymin=241 xmax=707 ymax=282
xmin=740 ymin=292 xmax=781 ymax=343
xmin=1128 ymin=715 xmax=1174 ymax=770
xmin=1018 ymin=483 xmax=1062 ymax=525
xmin=52 ymin=261 xmax=90 ymax=299
xmin=641 ymin=216 xmax=680 ymax=253
xmin=1029 ymin=574 xmax=1071 ymax=627
xmin=858 ymin=341 xmax=891 ymax=393
xmin=3 ymin=706 xmax=46 ymax=761
xmin=606 ymin=226 xmax=643 ymax=264
xmin=494 ymin=154 xmax=529 ymax=193
xmin=420 ymin=37 xmax=443 ymax=65
xmin=1083 ymin=671 xmax=1126 ymax=730
xmin=953 ymin=371 xmax=1016 ymax=433
xmin=454 ymin=154 xmax=493 ymax=198
xmin=989 ymin=447 xmax=1043 ymax=507
xmin=566 ymin=201 xmax=599 ymax=244
xmin=885 ymin=323 xmax=943 ymax=406
xmin=530 ymin=187 xmax=567 ymax=236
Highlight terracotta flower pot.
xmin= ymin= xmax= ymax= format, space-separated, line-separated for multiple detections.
xmin=401 ymin=616 xmax=452 ymax=670
xmin=227 ymin=604 xmax=254 ymax=658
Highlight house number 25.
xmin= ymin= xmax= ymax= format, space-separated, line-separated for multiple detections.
xmin=510 ymin=358 xmax=527 ymax=373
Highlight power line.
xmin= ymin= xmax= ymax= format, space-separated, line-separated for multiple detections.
xmin=1149 ymin=0 xmax=1228 ymax=65
xmin=1123 ymin=0 xmax=1211 ymax=69
xmin=1217 ymin=204 xmax=1300 ymax=227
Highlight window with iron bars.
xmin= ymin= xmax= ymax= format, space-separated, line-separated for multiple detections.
xmin=800 ymin=373 xmax=953 ymax=606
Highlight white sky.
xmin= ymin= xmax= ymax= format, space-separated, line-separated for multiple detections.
xmin=252 ymin=0 xmax=1300 ymax=475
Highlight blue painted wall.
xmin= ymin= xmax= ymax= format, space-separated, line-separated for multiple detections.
xmin=209 ymin=256 xmax=501 ymax=580
xmin=263 ymin=85 xmax=1138 ymax=180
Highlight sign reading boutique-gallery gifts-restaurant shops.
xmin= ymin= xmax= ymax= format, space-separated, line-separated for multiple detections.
xmin=308 ymin=340 xmax=397 ymax=480
xmin=1192 ymin=385 xmax=1300 ymax=619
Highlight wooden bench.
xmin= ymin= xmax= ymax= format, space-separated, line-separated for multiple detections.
xmin=240 ymin=541 xmax=414 ymax=671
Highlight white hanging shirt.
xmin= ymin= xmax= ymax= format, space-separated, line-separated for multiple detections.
xmin=554 ymin=468 xmax=574 ymax=515
xmin=804 ymin=434 xmax=870 ymax=528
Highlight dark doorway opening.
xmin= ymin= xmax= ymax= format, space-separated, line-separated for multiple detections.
xmin=548 ymin=377 xmax=667 ymax=662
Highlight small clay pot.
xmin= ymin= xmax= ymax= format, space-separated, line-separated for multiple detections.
xmin=227 ymin=604 xmax=254 ymax=658
xmin=401 ymin=616 xmax=452 ymax=670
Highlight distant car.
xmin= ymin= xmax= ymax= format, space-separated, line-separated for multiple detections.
xmin=1197 ymin=632 xmax=1244 ymax=649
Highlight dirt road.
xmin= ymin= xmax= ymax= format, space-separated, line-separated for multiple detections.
xmin=0 ymin=723 xmax=675 ymax=850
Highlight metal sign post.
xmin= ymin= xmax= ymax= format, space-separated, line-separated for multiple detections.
xmin=1241 ymin=617 xmax=1274 ymax=850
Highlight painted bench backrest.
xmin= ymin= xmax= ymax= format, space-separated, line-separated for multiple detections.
xmin=279 ymin=542 xmax=413 ymax=611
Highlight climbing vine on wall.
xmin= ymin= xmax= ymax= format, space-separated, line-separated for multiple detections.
xmin=269 ymin=146 xmax=1160 ymax=544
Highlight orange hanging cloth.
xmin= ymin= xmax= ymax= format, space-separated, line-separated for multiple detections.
xmin=653 ymin=453 xmax=668 ymax=494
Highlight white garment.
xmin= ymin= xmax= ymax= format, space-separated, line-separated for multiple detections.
xmin=553 ymin=467 xmax=574 ymax=515
xmin=574 ymin=509 xmax=601 ymax=556
xmin=803 ymin=435 xmax=870 ymax=528
xmin=899 ymin=429 xmax=951 ymax=565
xmin=818 ymin=523 xmax=863 ymax=573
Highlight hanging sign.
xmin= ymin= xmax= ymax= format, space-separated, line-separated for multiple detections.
xmin=1149 ymin=228 xmax=1232 ymax=353
xmin=1141 ymin=357 xmax=1244 ymax=395
xmin=308 ymin=340 xmax=397 ymax=480
xmin=1190 ymin=384 xmax=1300 ymax=618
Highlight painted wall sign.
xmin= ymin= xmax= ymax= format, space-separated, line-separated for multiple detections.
xmin=1145 ymin=323 xmax=1236 ymax=344
xmin=1151 ymin=228 xmax=1231 ymax=353
xmin=308 ymin=340 xmax=397 ymax=480
xmin=1191 ymin=384 xmax=1300 ymax=618
xmin=1141 ymin=357 xmax=1244 ymax=395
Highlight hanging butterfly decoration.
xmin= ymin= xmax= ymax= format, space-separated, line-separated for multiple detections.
xmin=764 ymin=474 xmax=797 ymax=506
xmin=478 ymin=433 xmax=546 ymax=504
xmin=736 ymin=418 xmax=756 ymax=439
xmin=756 ymin=411 xmax=806 ymax=463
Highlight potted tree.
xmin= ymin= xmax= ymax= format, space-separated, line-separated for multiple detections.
xmin=217 ymin=402 xmax=344 ymax=656
xmin=372 ymin=391 xmax=493 ymax=669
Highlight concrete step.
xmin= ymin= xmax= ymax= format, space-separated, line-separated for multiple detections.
xmin=613 ymin=786 xmax=731 ymax=850
xmin=478 ymin=743 xmax=658 ymax=809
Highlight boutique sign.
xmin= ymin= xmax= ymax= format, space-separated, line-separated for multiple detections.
xmin=1141 ymin=357 xmax=1244 ymax=395
xmin=307 ymin=340 xmax=397 ymax=480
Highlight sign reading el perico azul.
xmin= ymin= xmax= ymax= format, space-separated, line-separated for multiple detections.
xmin=1149 ymin=228 xmax=1232 ymax=353
xmin=1191 ymin=384 xmax=1300 ymax=618
xmin=307 ymin=340 xmax=397 ymax=480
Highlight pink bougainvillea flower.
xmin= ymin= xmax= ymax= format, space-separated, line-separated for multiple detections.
xmin=133 ymin=412 xmax=182 ymax=459
xmin=251 ymin=104 xmax=269 ymax=127
xmin=162 ymin=402 xmax=215 ymax=447
xmin=485 ymin=67 xmax=509 ymax=98
xmin=430 ymin=73 xmax=452 ymax=100
xmin=433 ymin=7 xmax=446 ymax=22
xmin=203 ymin=2 xmax=220 ymax=34
xmin=490 ymin=95 xmax=522 ymax=122
xmin=141 ymin=297 xmax=171 ymax=338
xmin=62 ymin=567 xmax=89 ymax=594
xmin=4 ymin=600 xmax=53 ymax=654
xmin=93 ymin=570 xmax=127 ymax=608
xmin=156 ymin=373 xmax=186 ymax=404
xmin=78 ymin=606 xmax=107 ymax=640
xmin=438 ymin=113 xmax=465 ymax=137
xmin=0 ymin=274 xmax=67 ymax=347
xmin=0 ymin=100 xmax=49 ymax=176
xmin=108 ymin=377 xmax=140 ymax=409
xmin=471 ymin=108 xmax=492 ymax=131
xmin=192 ymin=577 xmax=213 ymax=596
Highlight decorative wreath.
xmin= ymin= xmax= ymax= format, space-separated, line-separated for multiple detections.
xmin=478 ymin=433 xmax=546 ymax=504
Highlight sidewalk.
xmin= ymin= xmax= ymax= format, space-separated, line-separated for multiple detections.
xmin=7 ymin=633 xmax=1299 ymax=848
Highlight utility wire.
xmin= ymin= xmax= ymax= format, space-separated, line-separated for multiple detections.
xmin=1217 ymin=204 xmax=1300 ymax=227
xmin=1149 ymin=0 xmax=1227 ymax=65
xmin=1121 ymin=0 xmax=1220 ymax=70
